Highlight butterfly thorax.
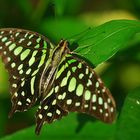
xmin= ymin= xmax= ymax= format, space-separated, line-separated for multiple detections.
xmin=39 ymin=40 xmax=70 ymax=98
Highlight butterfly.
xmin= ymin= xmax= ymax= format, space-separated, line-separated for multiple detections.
xmin=0 ymin=28 xmax=116 ymax=135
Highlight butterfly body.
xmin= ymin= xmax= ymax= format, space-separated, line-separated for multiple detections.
xmin=0 ymin=28 xmax=116 ymax=135
xmin=39 ymin=40 xmax=70 ymax=98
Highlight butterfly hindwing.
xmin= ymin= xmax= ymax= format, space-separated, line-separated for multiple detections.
xmin=0 ymin=28 xmax=55 ymax=116
xmin=54 ymin=53 xmax=116 ymax=123
xmin=35 ymin=87 xmax=68 ymax=135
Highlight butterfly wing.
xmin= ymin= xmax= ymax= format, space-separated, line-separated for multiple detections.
xmin=0 ymin=28 xmax=55 ymax=116
xmin=35 ymin=53 xmax=116 ymax=134
xmin=55 ymin=53 xmax=116 ymax=123
xmin=35 ymin=87 xmax=68 ymax=135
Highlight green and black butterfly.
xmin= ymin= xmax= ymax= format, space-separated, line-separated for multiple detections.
xmin=0 ymin=28 xmax=116 ymax=134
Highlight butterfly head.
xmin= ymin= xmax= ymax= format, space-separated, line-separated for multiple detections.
xmin=58 ymin=39 xmax=70 ymax=53
xmin=53 ymin=39 xmax=70 ymax=59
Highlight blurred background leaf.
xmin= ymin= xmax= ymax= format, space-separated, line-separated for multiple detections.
xmin=116 ymin=87 xmax=140 ymax=140
xmin=0 ymin=114 xmax=116 ymax=140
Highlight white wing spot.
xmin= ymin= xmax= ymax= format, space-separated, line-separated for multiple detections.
xmin=27 ymin=41 xmax=32 ymax=46
xmin=96 ymin=81 xmax=99 ymax=88
xmin=92 ymin=94 xmax=96 ymax=102
xmin=104 ymin=102 xmax=108 ymax=109
xmin=2 ymin=49 xmax=6 ymax=55
xmin=14 ymin=46 xmax=23 ymax=56
xmin=62 ymin=92 xmax=66 ymax=100
xmin=110 ymin=107 xmax=114 ymax=112
xmin=97 ymin=90 xmax=100 ymax=93
xmin=92 ymin=106 xmax=96 ymax=110
xmin=19 ymin=38 xmax=25 ymax=43
xmin=9 ymin=43 xmax=16 ymax=51
xmin=99 ymin=109 xmax=103 ymax=113
xmin=0 ymin=31 xmax=4 ymax=34
xmin=11 ymin=63 xmax=16 ymax=68
xmin=98 ymin=97 xmax=103 ymax=105
xmin=21 ymin=91 xmax=25 ymax=96
xmin=18 ymin=64 xmax=23 ymax=70
xmin=1 ymin=37 xmax=7 ymax=42
xmin=17 ymin=101 xmax=22 ymax=106
xmin=12 ymin=84 xmax=17 ymax=88
xmin=105 ymin=113 xmax=109 ymax=117
xmin=58 ymin=95 xmax=62 ymax=100
xmin=89 ymin=73 xmax=93 ymax=78
xmin=87 ymin=79 xmax=92 ymax=86
xmin=39 ymin=114 xmax=43 ymax=119
xmin=76 ymin=84 xmax=84 ymax=96
xmin=75 ymin=102 xmax=80 ymax=106
xmin=9 ymin=30 xmax=12 ymax=34
xmin=29 ymin=34 xmax=34 ymax=39
xmin=26 ymin=68 xmax=31 ymax=75
xmin=68 ymin=77 xmax=76 ymax=92
xmin=5 ymin=41 xmax=12 ymax=46
xmin=84 ymin=90 xmax=91 ymax=100
xmin=24 ymin=32 xmax=29 ymax=38
xmin=13 ymin=75 xmax=17 ymax=79
xmin=61 ymin=77 xmax=68 ymax=87
xmin=56 ymin=109 xmax=61 ymax=115
xmin=15 ymin=32 xmax=20 ymax=37
xmin=19 ymin=69 xmax=23 ymax=74
xmin=31 ymin=76 xmax=35 ymax=95
xmin=28 ymin=50 xmax=38 ymax=66
xmin=67 ymin=99 xmax=72 ymax=105
xmin=85 ymin=67 xmax=89 ymax=74
xmin=31 ymin=69 xmax=39 ymax=76
xmin=47 ymin=112 xmax=52 ymax=117
xmin=44 ymin=106 xmax=48 ymax=110
xmin=20 ymin=49 xmax=31 ymax=61
xmin=14 ymin=92 xmax=18 ymax=97
xmin=21 ymin=81 xmax=25 ymax=87
xmin=107 ymin=98 xmax=111 ymax=103
xmin=7 ymin=57 xmax=11 ymax=62
xmin=55 ymin=86 xmax=59 ymax=93
xmin=52 ymin=99 xmax=57 ymax=105
xmin=26 ymin=98 xmax=31 ymax=103
xmin=98 ymin=78 xmax=102 ymax=83
xmin=84 ymin=104 xmax=88 ymax=108
xmin=79 ymin=73 xmax=84 ymax=79
xmin=102 ymin=87 xmax=106 ymax=93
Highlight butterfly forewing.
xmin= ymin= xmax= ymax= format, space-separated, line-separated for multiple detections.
xmin=55 ymin=54 xmax=116 ymax=123
xmin=0 ymin=28 xmax=55 ymax=116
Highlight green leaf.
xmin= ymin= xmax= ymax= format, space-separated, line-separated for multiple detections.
xmin=70 ymin=20 xmax=140 ymax=66
xmin=53 ymin=0 xmax=83 ymax=16
xmin=116 ymin=87 xmax=140 ymax=140
xmin=31 ymin=0 xmax=49 ymax=24
xmin=0 ymin=60 xmax=8 ymax=96
xmin=40 ymin=18 xmax=88 ymax=42
xmin=1 ymin=114 xmax=116 ymax=140
xmin=53 ymin=0 xmax=67 ymax=17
